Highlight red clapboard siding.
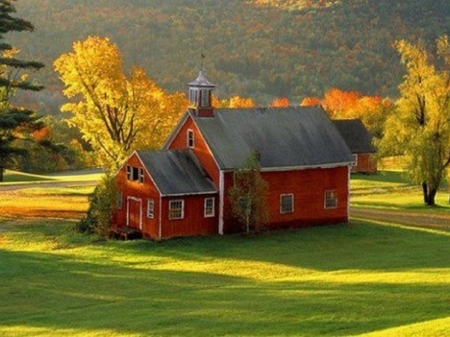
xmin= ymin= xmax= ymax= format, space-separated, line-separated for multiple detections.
xmin=114 ymin=153 xmax=161 ymax=238
xmin=167 ymin=115 xmax=220 ymax=187
xmin=352 ymin=153 xmax=377 ymax=174
xmin=222 ymin=166 xmax=349 ymax=233
xmin=160 ymin=195 xmax=218 ymax=239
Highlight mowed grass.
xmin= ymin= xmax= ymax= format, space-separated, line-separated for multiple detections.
xmin=1 ymin=168 xmax=450 ymax=336
xmin=1 ymin=218 xmax=450 ymax=336
xmin=0 ymin=170 xmax=100 ymax=218
xmin=351 ymin=170 xmax=450 ymax=212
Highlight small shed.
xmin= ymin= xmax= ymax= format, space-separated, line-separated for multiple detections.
xmin=333 ymin=119 xmax=377 ymax=174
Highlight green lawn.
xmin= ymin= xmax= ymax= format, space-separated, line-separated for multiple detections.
xmin=351 ymin=171 xmax=450 ymax=211
xmin=1 ymin=217 xmax=450 ymax=336
xmin=1 ymin=169 xmax=450 ymax=336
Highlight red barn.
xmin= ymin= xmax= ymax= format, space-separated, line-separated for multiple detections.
xmin=114 ymin=71 xmax=353 ymax=239
xmin=333 ymin=119 xmax=377 ymax=174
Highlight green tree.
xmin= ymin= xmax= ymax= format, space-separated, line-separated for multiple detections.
xmin=381 ymin=36 xmax=450 ymax=206
xmin=54 ymin=36 xmax=186 ymax=171
xmin=0 ymin=0 xmax=45 ymax=181
xmin=228 ymin=151 xmax=269 ymax=233
xmin=77 ymin=173 xmax=117 ymax=237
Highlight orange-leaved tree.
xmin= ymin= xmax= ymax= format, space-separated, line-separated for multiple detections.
xmin=213 ymin=95 xmax=255 ymax=108
xmin=301 ymin=88 xmax=391 ymax=139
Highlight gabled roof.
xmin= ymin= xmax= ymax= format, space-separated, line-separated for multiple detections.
xmin=191 ymin=106 xmax=353 ymax=170
xmin=333 ymin=119 xmax=376 ymax=154
xmin=137 ymin=149 xmax=217 ymax=196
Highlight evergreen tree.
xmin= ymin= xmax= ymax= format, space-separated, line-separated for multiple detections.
xmin=0 ymin=0 xmax=44 ymax=181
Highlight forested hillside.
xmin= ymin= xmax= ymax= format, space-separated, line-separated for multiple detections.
xmin=9 ymin=0 xmax=450 ymax=111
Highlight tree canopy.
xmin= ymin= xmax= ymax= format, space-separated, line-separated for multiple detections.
xmin=54 ymin=36 xmax=186 ymax=170
xmin=381 ymin=36 xmax=450 ymax=206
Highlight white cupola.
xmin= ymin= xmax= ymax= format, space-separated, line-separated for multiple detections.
xmin=188 ymin=70 xmax=215 ymax=117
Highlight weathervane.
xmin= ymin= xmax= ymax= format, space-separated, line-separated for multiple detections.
xmin=200 ymin=53 xmax=205 ymax=71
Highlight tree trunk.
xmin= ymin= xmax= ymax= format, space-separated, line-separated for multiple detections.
xmin=423 ymin=182 xmax=437 ymax=206
xmin=426 ymin=187 xmax=437 ymax=206
xmin=0 ymin=167 xmax=4 ymax=182
xmin=422 ymin=182 xmax=429 ymax=204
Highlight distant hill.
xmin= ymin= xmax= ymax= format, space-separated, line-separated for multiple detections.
xmin=8 ymin=0 xmax=450 ymax=112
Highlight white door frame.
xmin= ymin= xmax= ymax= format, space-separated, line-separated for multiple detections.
xmin=126 ymin=196 xmax=143 ymax=230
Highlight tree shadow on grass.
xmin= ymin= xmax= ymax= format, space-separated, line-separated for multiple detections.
xmin=1 ymin=248 xmax=450 ymax=336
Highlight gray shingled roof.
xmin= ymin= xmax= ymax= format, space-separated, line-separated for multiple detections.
xmin=333 ymin=119 xmax=376 ymax=154
xmin=137 ymin=150 xmax=217 ymax=196
xmin=192 ymin=106 xmax=353 ymax=170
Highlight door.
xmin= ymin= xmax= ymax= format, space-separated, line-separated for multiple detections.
xmin=127 ymin=197 xmax=142 ymax=229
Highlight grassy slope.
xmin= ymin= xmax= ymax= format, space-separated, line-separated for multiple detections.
xmin=1 ymin=219 xmax=450 ymax=336
xmin=1 ymin=170 xmax=450 ymax=336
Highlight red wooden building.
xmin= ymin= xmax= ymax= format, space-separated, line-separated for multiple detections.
xmin=333 ymin=119 xmax=377 ymax=174
xmin=114 ymin=71 xmax=353 ymax=239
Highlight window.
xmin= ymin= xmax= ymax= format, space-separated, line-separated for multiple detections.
xmin=117 ymin=192 xmax=123 ymax=210
xmin=169 ymin=200 xmax=184 ymax=220
xmin=204 ymin=197 xmax=215 ymax=217
xmin=126 ymin=165 xmax=131 ymax=180
xmin=126 ymin=165 xmax=144 ymax=183
xmin=325 ymin=190 xmax=338 ymax=209
xmin=189 ymin=89 xmax=198 ymax=106
xmin=187 ymin=129 xmax=194 ymax=148
xmin=200 ymin=89 xmax=210 ymax=106
xmin=147 ymin=199 xmax=154 ymax=219
xmin=280 ymin=194 xmax=294 ymax=214
xmin=351 ymin=154 xmax=358 ymax=167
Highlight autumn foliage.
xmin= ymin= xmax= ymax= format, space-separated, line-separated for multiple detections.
xmin=54 ymin=36 xmax=187 ymax=170
xmin=213 ymin=95 xmax=255 ymax=108
xmin=301 ymin=88 xmax=392 ymax=138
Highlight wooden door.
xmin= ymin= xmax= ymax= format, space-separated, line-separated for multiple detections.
xmin=127 ymin=197 xmax=142 ymax=229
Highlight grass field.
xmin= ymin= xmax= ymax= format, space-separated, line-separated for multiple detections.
xmin=351 ymin=170 xmax=450 ymax=212
xmin=1 ymin=169 xmax=450 ymax=336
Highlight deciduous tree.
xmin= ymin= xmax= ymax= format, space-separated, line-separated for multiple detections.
xmin=301 ymin=88 xmax=391 ymax=139
xmin=0 ymin=0 xmax=45 ymax=181
xmin=228 ymin=151 xmax=269 ymax=233
xmin=54 ymin=36 xmax=186 ymax=171
xmin=381 ymin=36 xmax=450 ymax=206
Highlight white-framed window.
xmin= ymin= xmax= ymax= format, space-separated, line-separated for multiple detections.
xmin=280 ymin=194 xmax=294 ymax=214
xmin=325 ymin=190 xmax=338 ymax=209
xmin=204 ymin=197 xmax=215 ymax=217
xmin=187 ymin=129 xmax=194 ymax=148
xmin=147 ymin=199 xmax=154 ymax=219
xmin=169 ymin=200 xmax=184 ymax=220
xmin=200 ymin=89 xmax=210 ymax=106
xmin=117 ymin=192 xmax=123 ymax=210
xmin=126 ymin=165 xmax=131 ymax=180
xmin=189 ymin=89 xmax=198 ymax=106
xmin=126 ymin=165 xmax=144 ymax=184
xmin=351 ymin=154 xmax=358 ymax=167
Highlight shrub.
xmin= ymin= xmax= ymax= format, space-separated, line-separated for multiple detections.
xmin=76 ymin=174 xmax=117 ymax=237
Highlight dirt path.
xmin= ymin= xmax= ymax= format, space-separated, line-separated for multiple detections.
xmin=351 ymin=207 xmax=450 ymax=230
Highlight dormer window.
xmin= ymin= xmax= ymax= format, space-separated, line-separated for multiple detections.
xmin=187 ymin=129 xmax=194 ymax=148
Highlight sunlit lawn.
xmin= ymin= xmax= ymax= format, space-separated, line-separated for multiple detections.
xmin=1 ymin=168 xmax=450 ymax=336
xmin=351 ymin=170 xmax=450 ymax=212
xmin=1 ymin=218 xmax=450 ymax=336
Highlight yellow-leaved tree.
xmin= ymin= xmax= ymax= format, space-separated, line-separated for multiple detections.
xmin=54 ymin=36 xmax=186 ymax=171
xmin=381 ymin=36 xmax=450 ymax=206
